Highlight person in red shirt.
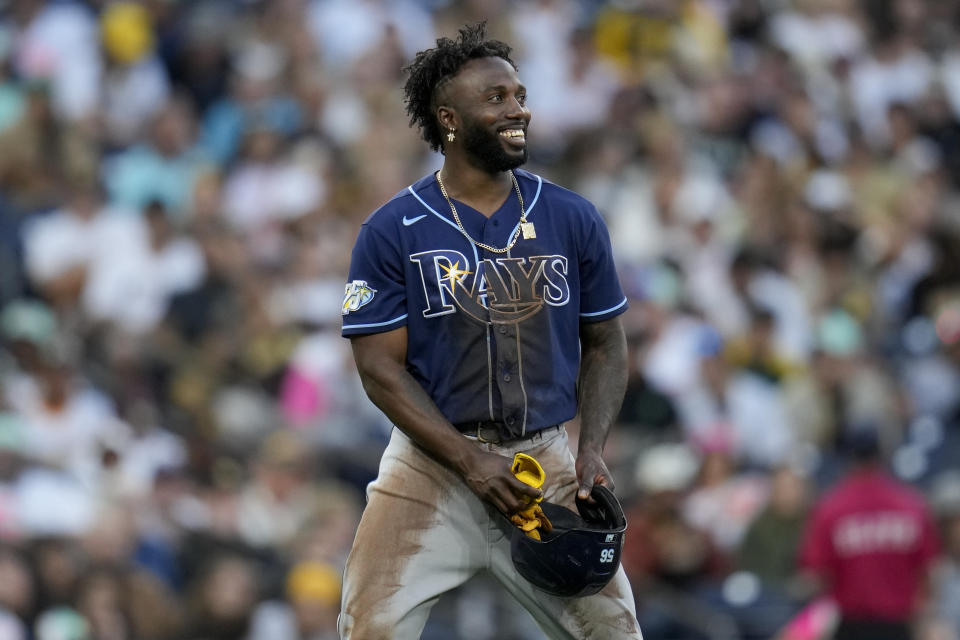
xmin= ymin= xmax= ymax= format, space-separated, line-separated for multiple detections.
xmin=799 ymin=428 xmax=941 ymax=640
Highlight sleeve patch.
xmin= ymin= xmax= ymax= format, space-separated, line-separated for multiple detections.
xmin=342 ymin=280 xmax=377 ymax=315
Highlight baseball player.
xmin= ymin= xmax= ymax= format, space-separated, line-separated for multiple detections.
xmin=339 ymin=23 xmax=643 ymax=639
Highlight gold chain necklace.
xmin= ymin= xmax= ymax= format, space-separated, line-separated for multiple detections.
xmin=435 ymin=170 xmax=535 ymax=254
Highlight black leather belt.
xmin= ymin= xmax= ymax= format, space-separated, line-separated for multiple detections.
xmin=454 ymin=421 xmax=561 ymax=444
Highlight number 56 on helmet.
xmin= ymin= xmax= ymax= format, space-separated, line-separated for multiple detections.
xmin=509 ymin=484 xmax=627 ymax=598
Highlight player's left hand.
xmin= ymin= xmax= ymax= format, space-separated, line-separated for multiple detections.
xmin=575 ymin=450 xmax=614 ymax=502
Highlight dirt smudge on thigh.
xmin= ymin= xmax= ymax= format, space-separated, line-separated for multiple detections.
xmin=559 ymin=587 xmax=642 ymax=640
xmin=341 ymin=438 xmax=450 ymax=638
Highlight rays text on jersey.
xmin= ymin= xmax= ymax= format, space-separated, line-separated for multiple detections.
xmin=410 ymin=250 xmax=570 ymax=324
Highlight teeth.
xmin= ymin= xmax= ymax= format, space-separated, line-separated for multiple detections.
xmin=500 ymin=130 xmax=525 ymax=138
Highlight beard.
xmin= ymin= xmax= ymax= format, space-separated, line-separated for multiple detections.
xmin=460 ymin=117 xmax=527 ymax=173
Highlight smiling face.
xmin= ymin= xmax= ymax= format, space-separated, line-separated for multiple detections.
xmin=438 ymin=56 xmax=531 ymax=173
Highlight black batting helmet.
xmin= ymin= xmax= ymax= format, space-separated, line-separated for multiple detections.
xmin=510 ymin=484 xmax=627 ymax=598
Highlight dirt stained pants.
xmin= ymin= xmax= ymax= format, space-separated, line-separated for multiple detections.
xmin=338 ymin=426 xmax=643 ymax=639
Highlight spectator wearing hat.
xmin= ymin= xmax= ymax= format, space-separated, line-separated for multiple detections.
xmin=99 ymin=1 xmax=170 ymax=150
xmin=798 ymin=427 xmax=941 ymax=640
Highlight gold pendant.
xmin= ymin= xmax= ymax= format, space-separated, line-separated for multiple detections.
xmin=521 ymin=222 xmax=536 ymax=239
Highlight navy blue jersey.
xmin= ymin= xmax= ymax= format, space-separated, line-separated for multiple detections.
xmin=341 ymin=169 xmax=627 ymax=438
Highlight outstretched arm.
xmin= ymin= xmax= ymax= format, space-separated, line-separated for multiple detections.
xmin=575 ymin=316 xmax=628 ymax=500
xmin=350 ymin=328 xmax=541 ymax=514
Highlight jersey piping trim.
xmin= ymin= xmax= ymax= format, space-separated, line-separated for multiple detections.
xmin=501 ymin=177 xmax=539 ymax=436
xmin=515 ymin=325 xmax=529 ymax=436
xmin=409 ymin=174 xmax=542 ymax=237
xmin=486 ymin=328 xmax=495 ymax=421
xmin=580 ymin=297 xmax=628 ymax=317
xmin=407 ymin=186 xmax=480 ymax=264
xmin=526 ymin=174 xmax=543 ymax=215
xmin=407 ymin=186 xmax=461 ymax=232
xmin=342 ymin=313 xmax=408 ymax=330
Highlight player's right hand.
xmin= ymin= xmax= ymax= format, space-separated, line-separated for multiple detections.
xmin=461 ymin=449 xmax=543 ymax=516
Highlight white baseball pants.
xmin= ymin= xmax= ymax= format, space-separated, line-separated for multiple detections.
xmin=338 ymin=425 xmax=643 ymax=639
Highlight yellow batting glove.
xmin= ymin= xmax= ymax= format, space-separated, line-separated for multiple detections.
xmin=511 ymin=453 xmax=545 ymax=502
xmin=510 ymin=453 xmax=553 ymax=539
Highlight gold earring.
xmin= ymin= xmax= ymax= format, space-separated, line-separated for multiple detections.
xmin=447 ymin=128 xmax=456 ymax=142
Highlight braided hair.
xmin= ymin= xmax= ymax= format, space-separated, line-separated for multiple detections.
xmin=402 ymin=22 xmax=517 ymax=152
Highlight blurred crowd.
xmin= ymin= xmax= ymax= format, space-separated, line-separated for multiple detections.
xmin=1 ymin=0 xmax=960 ymax=638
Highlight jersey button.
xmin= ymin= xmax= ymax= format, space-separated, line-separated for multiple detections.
xmin=498 ymin=326 xmax=507 ymax=334
xmin=503 ymin=373 xmax=512 ymax=382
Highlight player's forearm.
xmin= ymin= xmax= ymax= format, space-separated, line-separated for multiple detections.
xmin=576 ymin=317 xmax=628 ymax=455
xmin=355 ymin=350 xmax=545 ymax=514
xmin=356 ymin=362 xmax=478 ymax=475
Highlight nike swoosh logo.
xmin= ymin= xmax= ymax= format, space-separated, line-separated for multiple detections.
xmin=402 ymin=214 xmax=428 ymax=226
